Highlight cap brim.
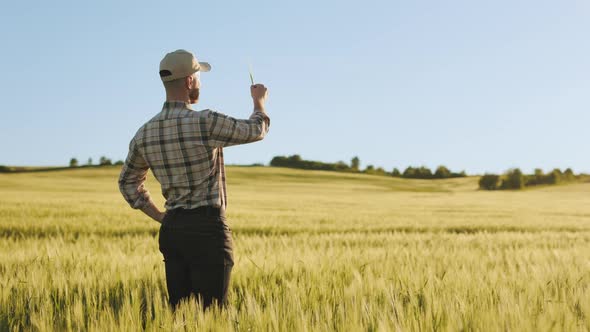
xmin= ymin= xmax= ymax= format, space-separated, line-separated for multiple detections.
xmin=198 ymin=62 xmax=211 ymax=72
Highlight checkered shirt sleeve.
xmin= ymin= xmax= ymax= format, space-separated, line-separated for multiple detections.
xmin=205 ymin=109 xmax=270 ymax=147
xmin=118 ymin=138 xmax=152 ymax=209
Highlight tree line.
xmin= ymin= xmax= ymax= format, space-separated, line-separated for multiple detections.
xmin=68 ymin=157 xmax=123 ymax=168
xmin=2 ymin=155 xmax=585 ymax=190
xmin=479 ymin=168 xmax=580 ymax=190
xmin=270 ymin=155 xmax=467 ymax=179
xmin=0 ymin=157 xmax=124 ymax=173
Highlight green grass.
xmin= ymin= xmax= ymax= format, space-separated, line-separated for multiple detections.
xmin=0 ymin=166 xmax=589 ymax=331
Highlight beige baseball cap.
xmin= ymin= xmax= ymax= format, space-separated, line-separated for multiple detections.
xmin=159 ymin=49 xmax=211 ymax=82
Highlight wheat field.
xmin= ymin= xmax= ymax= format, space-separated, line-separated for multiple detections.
xmin=0 ymin=166 xmax=588 ymax=331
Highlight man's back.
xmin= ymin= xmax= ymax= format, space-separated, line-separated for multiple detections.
xmin=119 ymin=101 xmax=270 ymax=212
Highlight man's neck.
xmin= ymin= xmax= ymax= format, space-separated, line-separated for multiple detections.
xmin=165 ymin=93 xmax=190 ymax=103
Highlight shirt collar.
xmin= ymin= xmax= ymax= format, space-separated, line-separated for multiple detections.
xmin=162 ymin=100 xmax=194 ymax=111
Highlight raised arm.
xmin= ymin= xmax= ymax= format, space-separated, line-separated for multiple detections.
xmin=206 ymin=83 xmax=271 ymax=148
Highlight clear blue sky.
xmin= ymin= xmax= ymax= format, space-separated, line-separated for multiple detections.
xmin=1 ymin=0 xmax=588 ymax=174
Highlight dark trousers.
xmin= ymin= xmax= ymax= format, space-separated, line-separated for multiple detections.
xmin=158 ymin=207 xmax=234 ymax=311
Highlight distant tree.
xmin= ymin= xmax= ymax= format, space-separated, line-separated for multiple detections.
xmin=402 ymin=166 xmax=417 ymax=178
xmin=433 ymin=165 xmax=451 ymax=179
xmin=525 ymin=168 xmax=542 ymax=186
xmin=403 ymin=166 xmax=433 ymax=179
xmin=547 ymin=168 xmax=562 ymax=184
xmin=564 ymin=168 xmax=575 ymax=181
xmin=87 ymin=158 xmax=93 ymax=166
xmin=417 ymin=166 xmax=433 ymax=179
xmin=114 ymin=160 xmax=124 ymax=166
xmin=99 ymin=156 xmax=112 ymax=166
xmin=479 ymin=174 xmax=500 ymax=190
xmin=270 ymin=156 xmax=287 ymax=167
xmin=334 ymin=161 xmax=349 ymax=171
xmin=530 ymin=168 xmax=544 ymax=186
xmin=288 ymin=155 xmax=302 ymax=163
xmin=375 ymin=167 xmax=386 ymax=176
xmin=69 ymin=158 xmax=78 ymax=168
xmin=364 ymin=165 xmax=375 ymax=174
xmin=351 ymin=156 xmax=360 ymax=172
xmin=391 ymin=168 xmax=401 ymax=177
xmin=271 ymin=155 xmax=351 ymax=172
xmin=500 ymin=168 xmax=525 ymax=189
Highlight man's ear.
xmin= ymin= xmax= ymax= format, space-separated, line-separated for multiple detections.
xmin=185 ymin=75 xmax=193 ymax=90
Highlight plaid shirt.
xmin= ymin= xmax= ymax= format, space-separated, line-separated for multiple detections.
xmin=118 ymin=101 xmax=270 ymax=211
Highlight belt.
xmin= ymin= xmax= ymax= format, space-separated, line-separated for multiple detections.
xmin=166 ymin=205 xmax=225 ymax=217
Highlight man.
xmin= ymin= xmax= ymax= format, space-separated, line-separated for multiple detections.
xmin=118 ymin=49 xmax=270 ymax=310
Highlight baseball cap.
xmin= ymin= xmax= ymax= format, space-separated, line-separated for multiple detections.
xmin=159 ymin=49 xmax=211 ymax=82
